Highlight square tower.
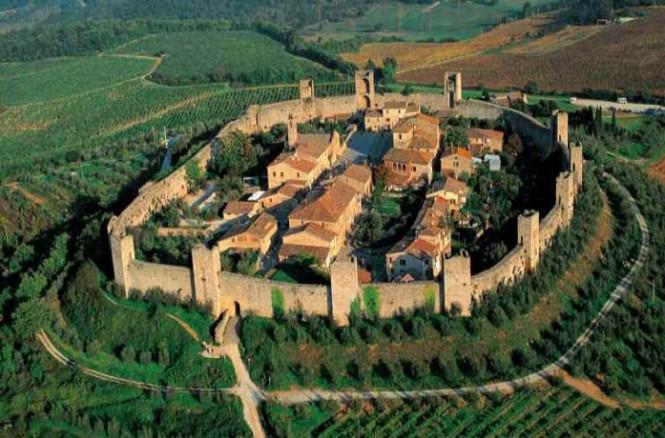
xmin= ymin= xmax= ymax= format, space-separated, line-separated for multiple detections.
xmin=556 ymin=171 xmax=575 ymax=225
xmin=518 ymin=210 xmax=540 ymax=271
xmin=299 ymin=79 xmax=314 ymax=101
xmin=570 ymin=143 xmax=584 ymax=190
xmin=330 ymin=257 xmax=360 ymax=326
xmin=287 ymin=113 xmax=298 ymax=149
xmin=443 ymin=252 xmax=472 ymax=316
xmin=443 ymin=72 xmax=463 ymax=108
xmin=551 ymin=111 xmax=569 ymax=149
xmin=355 ymin=70 xmax=375 ymax=110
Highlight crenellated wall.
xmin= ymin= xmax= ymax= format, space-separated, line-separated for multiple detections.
xmin=108 ymin=75 xmax=584 ymax=324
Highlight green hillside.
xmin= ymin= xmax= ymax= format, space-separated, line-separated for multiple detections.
xmin=112 ymin=30 xmax=337 ymax=85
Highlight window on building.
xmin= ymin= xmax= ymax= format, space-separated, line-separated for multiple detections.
xmin=280 ymin=172 xmax=284 ymax=177
xmin=412 ymin=166 xmax=416 ymax=172
xmin=400 ymin=259 xmax=406 ymax=266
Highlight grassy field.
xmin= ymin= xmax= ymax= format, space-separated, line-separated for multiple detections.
xmin=262 ymin=386 xmax=665 ymax=436
xmin=400 ymin=8 xmax=665 ymax=96
xmin=308 ymin=0 xmax=553 ymax=42
xmin=0 ymin=55 xmax=155 ymax=106
xmin=112 ymin=31 xmax=336 ymax=85
xmin=340 ymin=13 xmax=553 ymax=72
xmin=0 ymin=50 xmax=353 ymax=179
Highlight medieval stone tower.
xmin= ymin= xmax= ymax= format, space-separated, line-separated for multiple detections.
xmin=192 ymin=244 xmax=222 ymax=315
xmin=329 ymin=257 xmax=360 ymax=326
xmin=443 ymin=252 xmax=472 ymax=316
xmin=287 ymin=113 xmax=298 ymax=149
xmin=108 ymin=230 xmax=135 ymax=295
xmin=518 ymin=210 xmax=540 ymax=271
xmin=355 ymin=70 xmax=375 ymax=110
xmin=570 ymin=142 xmax=584 ymax=190
xmin=556 ymin=172 xmax=576 ymax=225
xmin=299 ymin=79 xmax=314 ymax=101
xmin=443 ymin=72 xmax=463 ymax=108
xmin=552 ymin=110 xmax=569 ymax=149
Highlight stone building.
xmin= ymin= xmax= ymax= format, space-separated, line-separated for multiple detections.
xmin=383 ymin=148 xmax=434 ymax=190
xmin=267 ymin=127 xmax=345 ymax=189
xmin=440 ymin=147 xmax=473 ymax=179
xmin=279 ymin=223 xmax=338 ymax=267
xmin=216 ymin=212 xmax=278 ymax=255
xmin=223 ymin=201 xmax=261 ymax=220
xmin=386 ymin=196 xmax=452 ymax=281
xmin=364 ymin=101 xmax=420 ymax=132
xmin=338 ymin=164 xmax=373 ymax=196
xmin=468 ymin=128 xmax=504 ymax=156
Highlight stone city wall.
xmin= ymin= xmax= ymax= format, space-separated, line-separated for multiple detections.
xmin=127 ymin=260 xmax=194 ymax=300
xmin=470 ymin=245 xmax=526 ymax=296
xmin=108 ymin=79 xmax=582 ymax=323
xmin=216 ymin=271 xmax=329 ymax=318
xmin=371 ymin=281 xmax=441 ymax=319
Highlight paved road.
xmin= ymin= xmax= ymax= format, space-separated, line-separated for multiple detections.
xmin=38 ymin=175 xmax=649 ymax=436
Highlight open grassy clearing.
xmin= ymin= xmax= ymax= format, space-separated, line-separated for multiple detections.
xmin=400 ymin=8 xmax=665 ymax=96
xmin=53 ymin=263 xmax=235 ymax=389
xmin=0 ymin=55 xmax=155 ymax=106
xmin=310 ymin=0 xmax=553 ymax=42
xmin=112 ymin=30 xmax=336 ymax=85
xmin=340 ymin=13 xmax=552 ymax=72
xmin=262 ymin=387 xmax=665 ymax=436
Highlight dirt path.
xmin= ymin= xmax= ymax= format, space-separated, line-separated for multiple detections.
xmin=5 ymin=182 xmax=47 ymax=205
xmin=165 ymin=314 xmax=201 ymax=343
xmin=37 ymin=175 xmax=650 ymax=436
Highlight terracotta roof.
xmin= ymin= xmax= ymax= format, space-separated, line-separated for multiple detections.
xmin=469 ymin=128 xmax=505 ymax=141
xmin=289 ymin=180 xmax=358 ymax=223
xmin=443 ymin=177 xmax=469 ymax=195
xmin=384 ymin=100 xmax=408 ymax=110
xmin=384 ymin=147 xmax=432 ymax=165
xmin=393 ymin=114 xmax=439 ymax=148
xmin=384 ymin=171 xmax=413 ymax=187
xmin=342 ymin=164 xmax=372 ymax=185
xmin=270 ymin=152 xmax=318 ymax=174
xmin=222 ymin=212 xmax=276 ymax=240
xmin=296 ymin=133 xmax=332 ymax=160
xmin=366 ymin=110 xmax=382 ymax=118
xmin=406 ymin=237 xmax=439 ymax=258
xmin=224 ymin=201 xmax=257 ymax=216
xmin=443 ymin=147 xmax=472 ymax=159
xmin=358 ymin=267 xmax=372 ymax=284
xmin=279 ymin=244 xmax=332 ymax=264
xmin=397 ymin=272 xmax=416 ymax=283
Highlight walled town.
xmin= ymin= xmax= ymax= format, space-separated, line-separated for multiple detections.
xmin=107 ymin=70 xmax=583 ymax=325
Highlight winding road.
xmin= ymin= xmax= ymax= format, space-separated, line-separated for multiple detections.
xmin=37 ymin=174 xmax=650 ymax=437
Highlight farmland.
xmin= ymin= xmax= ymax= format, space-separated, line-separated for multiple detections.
xmin=340 ymin=13 xmax=553 ymax=72
xmin=307 ymin=0 xmax=554 ymax=42
xmin=262 ymin=387 xmax=665 ymax=436
xmin=0 ymin=55 xmax=155 ymax=106
xmin=112 ymin=31 xmax=336 ymax=86
xmin=400 ymin=8 xmax=665 ymax=96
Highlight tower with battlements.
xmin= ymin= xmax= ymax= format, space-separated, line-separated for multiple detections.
xmin=355 ymin=70 xmax=375 ymax=110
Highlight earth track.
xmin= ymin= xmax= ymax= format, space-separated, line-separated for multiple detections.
xmin=36 ymin=174 xmax=650 ymax=436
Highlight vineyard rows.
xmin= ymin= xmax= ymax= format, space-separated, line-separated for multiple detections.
xmin=287 ymin=388 xmax=665 ymax=437
xmin=0 ymin=77 xmax=354 ymax=178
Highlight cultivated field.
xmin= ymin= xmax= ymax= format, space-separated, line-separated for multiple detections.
xmin=400 ymin=8 xmax=665 ymax=96
xmin=0 ymin=55 xmax=154 ymax=106
xmin=309 ymin=0 xmax=554 ymax=41
xmin=263 ymin=387 xmax=665 ymax=436
xmin=112 ymin=31 xmax=336 ymax=85
xmin=505 ymin=24 xmax=604 ymax=55
xmin=340 ymin=14 xmax=553 ymax=72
